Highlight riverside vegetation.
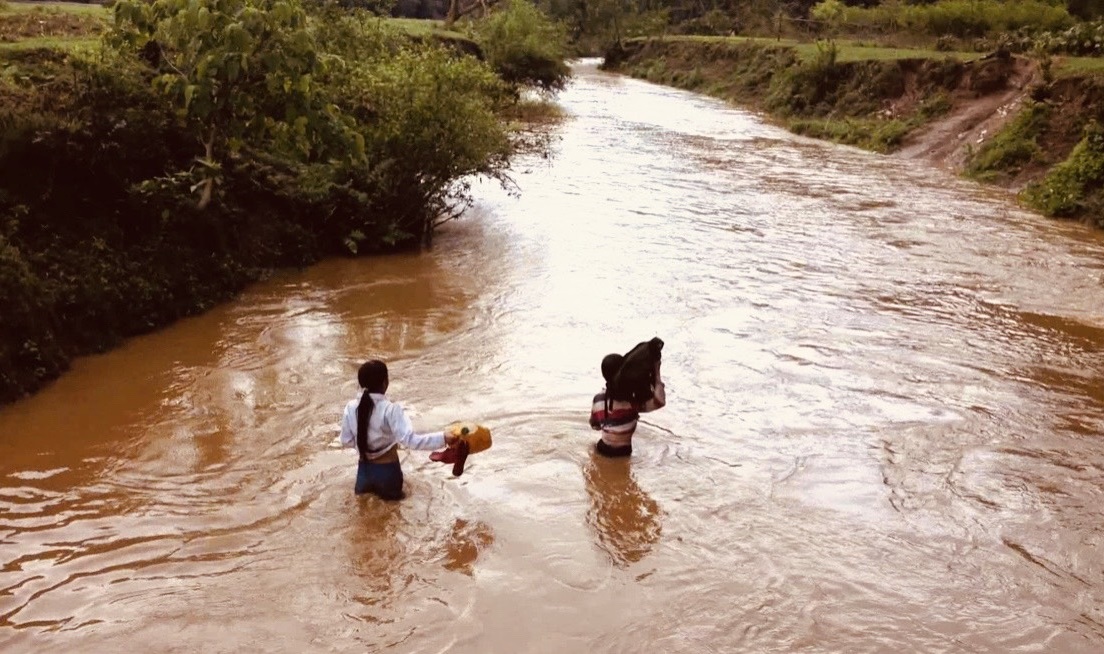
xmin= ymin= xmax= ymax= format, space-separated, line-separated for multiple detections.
xmin=0 ymin=0 xmax=569 ymax=403
xmin=584 ymin=0 xmax=1104 ymax=236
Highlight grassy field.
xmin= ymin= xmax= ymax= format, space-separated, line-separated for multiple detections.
xmin=2 ymin=1 xmax=107 ymax=15
xmin=1053 ymin=54 xmax=1104 ymax=76
xmin=0 ymin=3 xmax=470 ymax=53
xmin=387 ymin=16 xmax=470 ymax=40
xmin=0 ymin=1 xmax=106 ymax=51
xmin=0 ymin=34 xmax=97 ymax=49
xmin=5 ymin=3 xmax=1104 ymax=74
xmin=653 ymin=35 xmax=986 ymax=62
xmin=639 ymin=34 xmax=1104 ymax=74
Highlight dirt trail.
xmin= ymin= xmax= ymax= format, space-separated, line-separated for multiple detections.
xmin=895 ymin=56 xmax=1037 ymax=173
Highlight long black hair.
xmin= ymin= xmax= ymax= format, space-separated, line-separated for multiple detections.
xmin=601 ymin=353 xmax=625 ymax=421
xmin=356 ymin=360 xmax=389 ymax=457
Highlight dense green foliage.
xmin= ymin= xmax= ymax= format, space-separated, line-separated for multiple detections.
xmin=1001 ymin=19 xmax=1104 ymax=55
xmin=541 ymin=0 xmax=1093 ymax=51
xmin=0 ymin=0 xmax=554 ymax=402
xmin=1022 ymin=120 xmax=1104 ymax=222
xmin=474 ymin=0 xmax=571 ymax=92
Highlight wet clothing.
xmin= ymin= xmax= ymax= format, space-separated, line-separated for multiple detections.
xmin=340 ymin=393 xmax=446 ymax=459
xmin=595 ymin=439 xmax=633 ymax=458
xmin=340 ymin=393 xmax=446 ymax=497
xmin=355 ymin=457 xmax=404 ymax=500
xmin=589 ymin=372 xmax=665 ymax=456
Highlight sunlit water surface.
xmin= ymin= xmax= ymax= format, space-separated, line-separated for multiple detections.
xmin=2 ymin=60 xmax=1104 ymax=653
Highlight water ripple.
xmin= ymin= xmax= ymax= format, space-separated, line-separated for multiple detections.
xmin=2 ymin=59 xmax=1104 ymax=653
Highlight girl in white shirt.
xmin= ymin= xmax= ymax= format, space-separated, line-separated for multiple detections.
xmin=339 ymin=360 xmax=457 ymax=500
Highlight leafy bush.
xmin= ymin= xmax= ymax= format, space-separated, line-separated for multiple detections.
xmin=0 ymin=232 xmax=66 ymax=400
xmin=1029 ymin=20 xmax=1104 ymax=55
xmin=106 ymin=0 xmax=517 ymax=248
xmin=474 ymin=0 xmax=571 ymax=93
xmin=321 ymin=26 xmax=514 ymax=246
xmin=765 ymin=40 xmax=846 ymax=116
xmin=0 ymin=0 xmax=537 ymax=401
xmin=675 ymin=9 xmax=736 ymax=36
xmin=108 ymin=0 xmax=343 ymax=209
xmin=1023 ymin=120 xmax=1104 ymax=218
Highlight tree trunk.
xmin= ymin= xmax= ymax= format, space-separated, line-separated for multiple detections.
xmin=198 ymin=129 xmax=216 ymax=210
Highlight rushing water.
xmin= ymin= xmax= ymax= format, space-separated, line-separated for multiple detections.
xmin=3 ymin=59 xmax=1104 ymax=653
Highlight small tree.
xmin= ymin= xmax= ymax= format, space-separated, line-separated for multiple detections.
xmin=108 ymin=0 xmax=343 ymax=209
xmin=475 ymin=0 xmax=571 ymax=93
xmin=810 ymin=0 xmax=845 ymax=40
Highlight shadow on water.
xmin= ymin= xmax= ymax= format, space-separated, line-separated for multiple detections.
xmin=347 ymin=500 xmax=408 ymax=618
xmin=346 ymin=496 xmax=496 ymax=604
xmin=583 ymin=450 xmax=663 ymax=569
xmin=441 ymin=518 xmax=496 ymax=576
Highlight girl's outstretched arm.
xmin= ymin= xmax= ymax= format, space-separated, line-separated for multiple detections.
xmin=386 ymin=402 xmax=448 ymax=451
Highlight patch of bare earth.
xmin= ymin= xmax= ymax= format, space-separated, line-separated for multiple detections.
xmin=895 ymin=54 xmax=1037 ymax=174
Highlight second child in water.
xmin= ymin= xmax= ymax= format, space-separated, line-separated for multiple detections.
xmin=589 ymin=354 xmax=666 ymax=457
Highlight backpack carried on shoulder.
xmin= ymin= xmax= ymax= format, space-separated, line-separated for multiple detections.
xmin=610 ymin=337 xmax=664 ymax=404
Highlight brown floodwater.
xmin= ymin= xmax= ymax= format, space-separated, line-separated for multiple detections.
xmin=3 ymin=60 xmax=1104 ymax=653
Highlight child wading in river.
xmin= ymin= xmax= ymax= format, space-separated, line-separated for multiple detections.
xmin=339 ymin=360 xmax=458 ymax=500
xmin=589 ymin=352 xmax=666 ymax=458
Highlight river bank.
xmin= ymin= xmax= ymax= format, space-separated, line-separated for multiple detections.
xmin=602 ymin=37 xmax=1104 ymax=231
xmin=0 ymin=1 xmax=567 ymax=405
xmin=4 ymin=61 xmax=1104 ymax=652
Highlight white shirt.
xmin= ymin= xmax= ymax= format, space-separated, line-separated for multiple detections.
xmin=339 ymin=393 xmax=446 ymax=459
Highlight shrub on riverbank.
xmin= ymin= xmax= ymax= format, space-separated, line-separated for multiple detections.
xmin=0 ymin=0 xmax=546 ymax=403
xmin=1022 ymin=120 xmax=1104 ymax=224
xmin=473 ymin=0 xmax=571 ymax=93
xmin=789 ymin=91 xmax=953 ymax=152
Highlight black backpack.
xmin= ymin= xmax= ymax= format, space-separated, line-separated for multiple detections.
xmin=610 ymin=337 xmax=664 ymax=404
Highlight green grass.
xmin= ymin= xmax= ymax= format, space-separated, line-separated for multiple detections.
xmin=0 ymin=11 xmax=469 ymax=56
xmin=0 ymin=34 xmax=98 ymax=49
xmin=808 ymin=43 xmax=983 ymax=63
xmin=1054 ymin=55 xmax=1104 ymax=77
xmin=1 ymin=1 xmax=108 ymax=16
xmin=386 ymin=17 xmax=467 ymax=40
xmin=645 ymin=34 xmax=1104 ymax=73
xmin=386 ymin=17 xmax=443 ymax=35
xmin=645 ymin=35 xmax=986 ymax=63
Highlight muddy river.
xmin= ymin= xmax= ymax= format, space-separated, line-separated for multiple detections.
xmin=3 ymin=60 xmax=1104 ymax=653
